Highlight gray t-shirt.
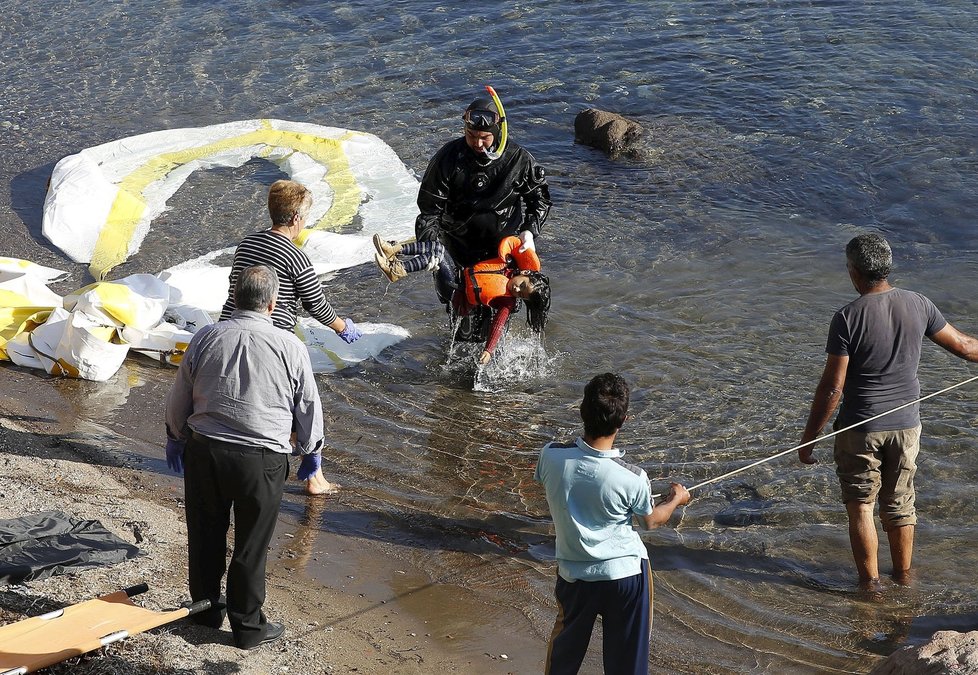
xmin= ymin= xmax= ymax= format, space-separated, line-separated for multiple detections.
xmin=826 ymin=287 xmax=946 ymax=431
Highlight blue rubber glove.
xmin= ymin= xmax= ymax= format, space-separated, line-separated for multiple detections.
xmin=166 ymin=438 xmax=186 ymax=475
xmin=297 ymin=453 xmax=322 ymax=481
xmin=337 ymin=318 xmax=362 ymax=343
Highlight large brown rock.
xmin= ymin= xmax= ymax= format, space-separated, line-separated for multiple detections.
xmin=574 ymin=108 xmax=644 ymax=157
xmin=870 ymin=630 xmax=978 ymax=674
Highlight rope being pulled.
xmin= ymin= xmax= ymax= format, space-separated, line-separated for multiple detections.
xmin=651 ymin=372 xmax=978 ymax=501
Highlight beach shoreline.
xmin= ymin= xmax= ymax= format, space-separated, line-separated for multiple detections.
xmin=0 ymin=363 xmax=536 ymax=674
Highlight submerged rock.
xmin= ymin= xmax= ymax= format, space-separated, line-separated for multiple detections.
xmin=574 ymin=108 xmax=644 ymax=157
xmin=714 ymin=504 xmax=772 ymax=527
xmin=870 ymin=630 xmax=978 ymax=674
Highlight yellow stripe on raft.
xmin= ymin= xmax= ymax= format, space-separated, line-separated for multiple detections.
xmin=0 ymin=258 xmax=35 ymax=270
xmin=90 ymin=121 xmax=362 ymax=280
xmin=92 ymin=283 xmax=142 ymax=327
xmin=0 ymin=288 xmax=54 ymax=360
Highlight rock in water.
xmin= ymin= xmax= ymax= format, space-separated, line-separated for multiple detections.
xmin=574 ymin=108 xmax=644 ymax=157
xmin=870 ymin=630 xmax=978 ymax=674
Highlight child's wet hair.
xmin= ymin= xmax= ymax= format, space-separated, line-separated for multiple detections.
xmin=521 ymin=270 xmax=550 ymax=333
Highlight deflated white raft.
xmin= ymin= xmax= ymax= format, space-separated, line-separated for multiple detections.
xmin=42 ymin=119 xmax=419 ymax=282
xmin=1 ymin=261 xmax=412 ymax=379
xmin=5 ymin=119 xmax=422 ymax=379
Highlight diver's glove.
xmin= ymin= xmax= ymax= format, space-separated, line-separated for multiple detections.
xmin=165 ymin=438 xmax=186 ymax=475
xmin=297 ymin=453 xmax=322 ymax=481
xmin=518 ymin=230 xmax=535 ymax=253
xmin=337 ymin=318 xmax=362 ymax=343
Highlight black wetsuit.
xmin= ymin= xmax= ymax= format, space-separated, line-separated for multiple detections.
xmin=415 ymin=137 xmax=551 ymax=269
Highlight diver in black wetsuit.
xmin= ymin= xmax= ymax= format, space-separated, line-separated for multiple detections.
xmin=414 ymin=94 xmax=551 ymax=339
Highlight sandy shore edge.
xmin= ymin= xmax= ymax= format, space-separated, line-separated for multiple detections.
xmin=0 ymin=365 xmax=525 ymax=674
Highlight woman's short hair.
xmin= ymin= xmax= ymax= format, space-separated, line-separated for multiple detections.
xmin=235 ymin=265 xmax=279 ymax=311
xmin=580 ymin=373 xmax=630 ymax=438
xmin=846 ymin=234 xmax=892 ymax=283
xmin=268 ymin=179 xmax=313 ymax=225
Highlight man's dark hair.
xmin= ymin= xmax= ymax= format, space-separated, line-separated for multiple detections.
xmin=580 ymin=373 xmax=630 ymax=438
xmin=235 ymin=265 xmax=279 ymax=312
xmin=846 ymin=234 xmax=892 ymax=284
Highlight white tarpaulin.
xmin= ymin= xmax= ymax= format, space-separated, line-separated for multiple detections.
xmin=42 ymin=119 xmax=418 ymax=281
xmin=0 ymin=260 xmax=65 ymax=360
xmin=66 ymin=274 xmax=170 ymax=331
xmin=297 ymin=318 xmax=411 ymax=372
xmin=7 ymin=119 xmax=419 ymax=379
xmin=2 ymin=272 xmax=199 ymax=380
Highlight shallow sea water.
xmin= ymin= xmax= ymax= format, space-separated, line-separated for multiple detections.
xmin=3 ymin=2 xmax=978 ymax=672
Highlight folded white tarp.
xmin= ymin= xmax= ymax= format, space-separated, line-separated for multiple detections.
xmin=42 ymin=119 xmax=419 ymax=281
xmin=0 ymin=269 xmax=206 ymax=379
xmin=11 ymin=119 xmax=419 ymax=379
xmin=0 ymin=260 xmax=65 ymax=360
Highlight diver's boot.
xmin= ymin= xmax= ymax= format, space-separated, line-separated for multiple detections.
xmin=372 ymin=233 xmax=402 ymax=258
xmin=374 ymin=252 xmax=407 ymax=283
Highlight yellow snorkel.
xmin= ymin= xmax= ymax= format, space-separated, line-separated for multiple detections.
xmin=484 ymin=85 xmax=508 ymax=160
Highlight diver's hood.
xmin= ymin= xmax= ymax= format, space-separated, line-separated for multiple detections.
xmin=463 ymin=98 xmax=502 ymax=142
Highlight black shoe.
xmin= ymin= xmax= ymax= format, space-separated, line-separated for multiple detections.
xmin=240 ymin=622 xmax=285 ymax=650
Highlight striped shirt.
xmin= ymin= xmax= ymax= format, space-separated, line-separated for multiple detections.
xmin=220 ymin=229 xmax=338 ymax=331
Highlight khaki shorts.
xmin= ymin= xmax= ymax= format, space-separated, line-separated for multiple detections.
xmin=833 ymin=425 xmax=921 ymax=531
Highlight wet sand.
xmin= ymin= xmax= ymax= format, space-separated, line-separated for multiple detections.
xmin=0 ymin=363 xmax=543 ymax=674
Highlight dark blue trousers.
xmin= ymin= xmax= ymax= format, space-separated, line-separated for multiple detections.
xmin=546 ymin=560 xmax=653 ymax=675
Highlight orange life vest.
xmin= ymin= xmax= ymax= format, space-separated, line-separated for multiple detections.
xmin=463 ymin=236 xmax=541 ymax=306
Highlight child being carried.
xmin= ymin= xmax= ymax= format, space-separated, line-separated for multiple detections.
xmin=373 ymin=234 xmax=550 ymax=364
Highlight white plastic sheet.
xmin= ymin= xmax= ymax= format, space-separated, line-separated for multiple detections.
xmin=42 ymin=119 xmax=419 ymax=281
xmin=16 ymin=119 xmax=421 ymax=379
xmin=66 ymin=275 xmax=170 ymax=330
xmin=297 ymin=318 xmax=411 ymax=372
xmin=53 ymin=311 xmax=130 ymax=382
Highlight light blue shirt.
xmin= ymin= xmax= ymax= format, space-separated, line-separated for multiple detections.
xmin=535 ymin=437 xmax=653 ymax=582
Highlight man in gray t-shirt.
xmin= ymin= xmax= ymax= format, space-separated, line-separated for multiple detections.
xmin=798 ymin=234 xmax=978 ymax=589
xmin=827 ymin=287 xmax=945 ymax=431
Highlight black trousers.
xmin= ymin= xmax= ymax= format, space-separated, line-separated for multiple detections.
xmin=184 ymin=432 xmax=288 ymax=648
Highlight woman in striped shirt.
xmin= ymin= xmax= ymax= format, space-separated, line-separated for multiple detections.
xmin=220 ymin=179 xmax=361 ymax=496
xmin=220 ymin=180 xmax=361 ymax=343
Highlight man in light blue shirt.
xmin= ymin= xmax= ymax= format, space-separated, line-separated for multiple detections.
xmin=535 ymin=373 xmax=690 ymax=675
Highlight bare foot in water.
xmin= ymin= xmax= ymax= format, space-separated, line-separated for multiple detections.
xmin=857 ymin=577 xmax=883 ymax=592
xmin=305 ymin=468 xmax=339 ymax=496
xmin=891 ymin=569 xmax=914 ymax=586
xmin=855 ymin=577 xmax=885 ymax=602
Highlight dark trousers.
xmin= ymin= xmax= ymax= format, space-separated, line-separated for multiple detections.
xmin=546 ymin=560 xmax=653 ymax=675
xmin=433 ymin=254 xmax=458 ymax=306
xmin=184 ymin=432 xmax=288 ymax=649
